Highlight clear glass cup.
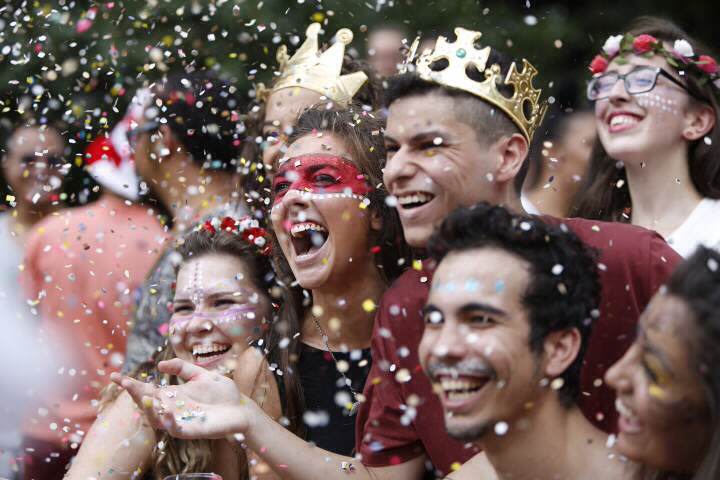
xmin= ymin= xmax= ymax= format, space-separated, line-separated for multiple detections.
xmin=163 ymin=474 xmax=223 ymax=480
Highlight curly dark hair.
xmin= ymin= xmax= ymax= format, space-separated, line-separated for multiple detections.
xmin=427 ymin=202 xmax=600 ymax=407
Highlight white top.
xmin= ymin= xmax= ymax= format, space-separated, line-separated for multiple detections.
xmin=667 ymin=198 xmax=720 ymax=258
xmin=521 ymin=193 xmax=541 ymax=215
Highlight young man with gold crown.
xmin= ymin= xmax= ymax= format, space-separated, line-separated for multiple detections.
xmin=257 ymin=22 xmax=380 ymax=170
xmin=115 ymin=27 xmax=679 ymax=479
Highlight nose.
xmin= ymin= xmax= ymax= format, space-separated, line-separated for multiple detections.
xmin=186 ymin=312 xmax=215 ymax=336
xmin=604 ymin=343 xmax=636 ymax=395
xmin=383 ymin=147 xmax=418 ymax=193
xmin=430 ymin=323 xmax=468 ymax=360
xmin=280 ymin=187 xmax=312 ymax=211
xmin=607 ymin=76 xmax=631 ymax=104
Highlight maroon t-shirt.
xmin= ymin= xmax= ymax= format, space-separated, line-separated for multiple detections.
xmin=355 ymin=217 xmax=681 ymax=475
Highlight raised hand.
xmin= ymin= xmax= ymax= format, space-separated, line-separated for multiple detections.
xmin=110 ymin=358 xmax=260 ymax=440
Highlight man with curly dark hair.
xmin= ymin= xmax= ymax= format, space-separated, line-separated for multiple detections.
xmin=419 ymin=203 xmax=627 ymax=479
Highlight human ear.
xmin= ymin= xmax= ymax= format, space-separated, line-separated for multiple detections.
xmin=495 ymin=133 xmax=529 ymax=184
xmin=682 ymin=103 xmax=715 ymax=141
xmin=156 ymin=125 xmax=183 ymax=157
xmin=543 ymin=327 xmax=581 ymax=379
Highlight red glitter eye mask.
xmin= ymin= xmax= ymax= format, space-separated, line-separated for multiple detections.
xmin=272 ymin=154 xmax=373 ymax=205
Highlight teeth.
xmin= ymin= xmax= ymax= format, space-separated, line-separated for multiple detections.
xmin=610 ymin=115 xmax=640 ymax=127
xmin=398 ymin=193 xmax=434 ymax=206
xmin=615 ymin=398 xmax=638 ymax=419
xmin=439 ymin=378 xmax=485 ymax=392
xmin=290 ymin=222 xmax=328 ymax=237
xmin=192 ymin=343 xmax=231 ymax=356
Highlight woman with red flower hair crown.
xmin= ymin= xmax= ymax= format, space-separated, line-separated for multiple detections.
xmin=66 ymin=218 xmax=281 ymax=479
xmin=576 ymin=16 xmax=720 ymax=257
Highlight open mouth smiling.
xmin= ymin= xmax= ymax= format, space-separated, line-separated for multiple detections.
xmin=192 ymin=342 xmax=232 ymax=365
xmin=397 ymin=191 xmax=436 ymax=210
xmin=290 ymin=221 xmax=329 ymax=258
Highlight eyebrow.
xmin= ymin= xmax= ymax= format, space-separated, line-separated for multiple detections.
xmin=458 ymin=302 xmax=507 ymax=317
xmin=174 ymin=290 xmax=246 ymax=302
xmin=384 ymin=130 xmax=450 ymax=145
xmin=637 ymin=325 xmax=675 ymax=374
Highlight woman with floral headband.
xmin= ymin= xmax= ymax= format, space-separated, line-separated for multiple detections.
xmin=575 ymin=16 xmax=720 ymax=257
xmin=65 ymin=219 xmax=280 ymax=479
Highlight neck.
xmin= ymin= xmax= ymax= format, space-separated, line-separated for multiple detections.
xmin=625 ymin=145 xmax=702 ymax=237
xmin=12 ymin=200 xmax=58 ymax=231
xmin=527 ymin=163 xmax=582 ymax=218
xmin=153 ymin=157 xmax=242 ymax=232
xmin=479 ymin=396 xmax=604 ymax=480
xmin=301 ymin=262 xmax=386 ymax=351
xmin=496 ymin=185 xmax=525 ymax=215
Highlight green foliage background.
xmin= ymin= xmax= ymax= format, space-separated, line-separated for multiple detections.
xmin=0 ymin=0 xmax=716 ymax=202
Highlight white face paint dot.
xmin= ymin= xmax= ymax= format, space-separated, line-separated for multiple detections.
xmin=494 ymin=421 xmax=509 ymax=436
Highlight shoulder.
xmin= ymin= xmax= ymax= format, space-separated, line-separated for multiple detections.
xmin=376 ymin=266 xmax=432 ymax=330
xmin=543 ymin=215 xmax=680 ymax=265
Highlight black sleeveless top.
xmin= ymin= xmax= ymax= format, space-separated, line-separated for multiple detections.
xmin=277 ymin=343 xmax=372 ymax=456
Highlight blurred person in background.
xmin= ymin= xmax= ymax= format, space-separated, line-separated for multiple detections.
xmin=524 ymin=106 xmax=596 ymax=217
xmin=19 ymin=101 xmax=165 ymax=479
xmin=0 ymin=122 xmax=67 ymax=479
xmin=366 ymin=24 xmax=407 ymax=77
xmin=575 ymin=17 xmax=720 ymax=257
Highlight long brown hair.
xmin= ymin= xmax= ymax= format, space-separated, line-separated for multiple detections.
xmin=573 ymin=17 xmax=720 ymax=221
xmin=264 ymin=105 xmax=409 ymax=437
xmin=99 ymin=227 xmax=276 ymax=479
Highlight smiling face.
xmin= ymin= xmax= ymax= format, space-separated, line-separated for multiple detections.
xmin=262 ymin=87 xmax=323 ymax=171
xmin=419 ymin=248 xmax=548 ymax=442
xmin=605 ymin=292 xmax=711 ymax=473
xmin=270 ymin=132 xmax=378 ymax=290
xmin=594 ymin=53 xmax=696 ymax=165
xmin=170 ymin=253 xmax=271 ymax=373
xmin=3 ymin=126 xmax=67 ymax=208
xmin=383 ymin=94 xmax=505 ymax=248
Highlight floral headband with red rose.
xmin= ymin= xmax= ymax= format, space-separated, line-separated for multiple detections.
xmin=589 ymin=33 xmax=720 ymax=90
xmin=198 ymin=215 xmax=272 ymax=256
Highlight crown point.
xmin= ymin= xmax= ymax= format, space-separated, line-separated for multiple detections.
xmin=335 ymin=28 xmax=354 ymax=45
xmin=306 ymin=23 xmax=322 ymax=37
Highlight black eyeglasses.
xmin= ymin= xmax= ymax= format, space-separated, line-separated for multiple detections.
xmin=587 ymin=66 xmax=700 ymax=101
xmin=21 ymin=154 xmax=64 ymax=167
xmin=126 ymin=121 xmax=160 ymax=149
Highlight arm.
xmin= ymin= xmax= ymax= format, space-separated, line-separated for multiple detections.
xmin=65 ymin=391 xmax=155 ymax=480
xmin=114 ymin=360 xmax=426 ymax=480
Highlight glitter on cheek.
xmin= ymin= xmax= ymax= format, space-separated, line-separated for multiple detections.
xmin=636 ymin=92 xmax=680 ymax=116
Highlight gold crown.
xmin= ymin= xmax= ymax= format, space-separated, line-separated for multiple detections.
xmin=404 ymin=27 xmax=547 ymax=142
xmin=263 ymin=23 xmax=368 ymax=106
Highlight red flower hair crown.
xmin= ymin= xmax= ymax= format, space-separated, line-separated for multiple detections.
xmin=589 ymin=33 xmax=719 ymax=92
xmin=199 ymin=215 xmax=272 ymax=256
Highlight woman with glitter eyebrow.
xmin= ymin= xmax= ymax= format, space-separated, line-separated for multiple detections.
xmin=605 ymin=245 xmax=720 ymax=480
xmin=65 ymin=219 xmax=281 ymax=479
xmin=574 ymin=16 xmax=720 ymax=257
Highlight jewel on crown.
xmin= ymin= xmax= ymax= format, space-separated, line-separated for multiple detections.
xmin=405 ymin=27 xmax=548 ymax=142
xmin=263 ymin=23 xmax=368 ymax=106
